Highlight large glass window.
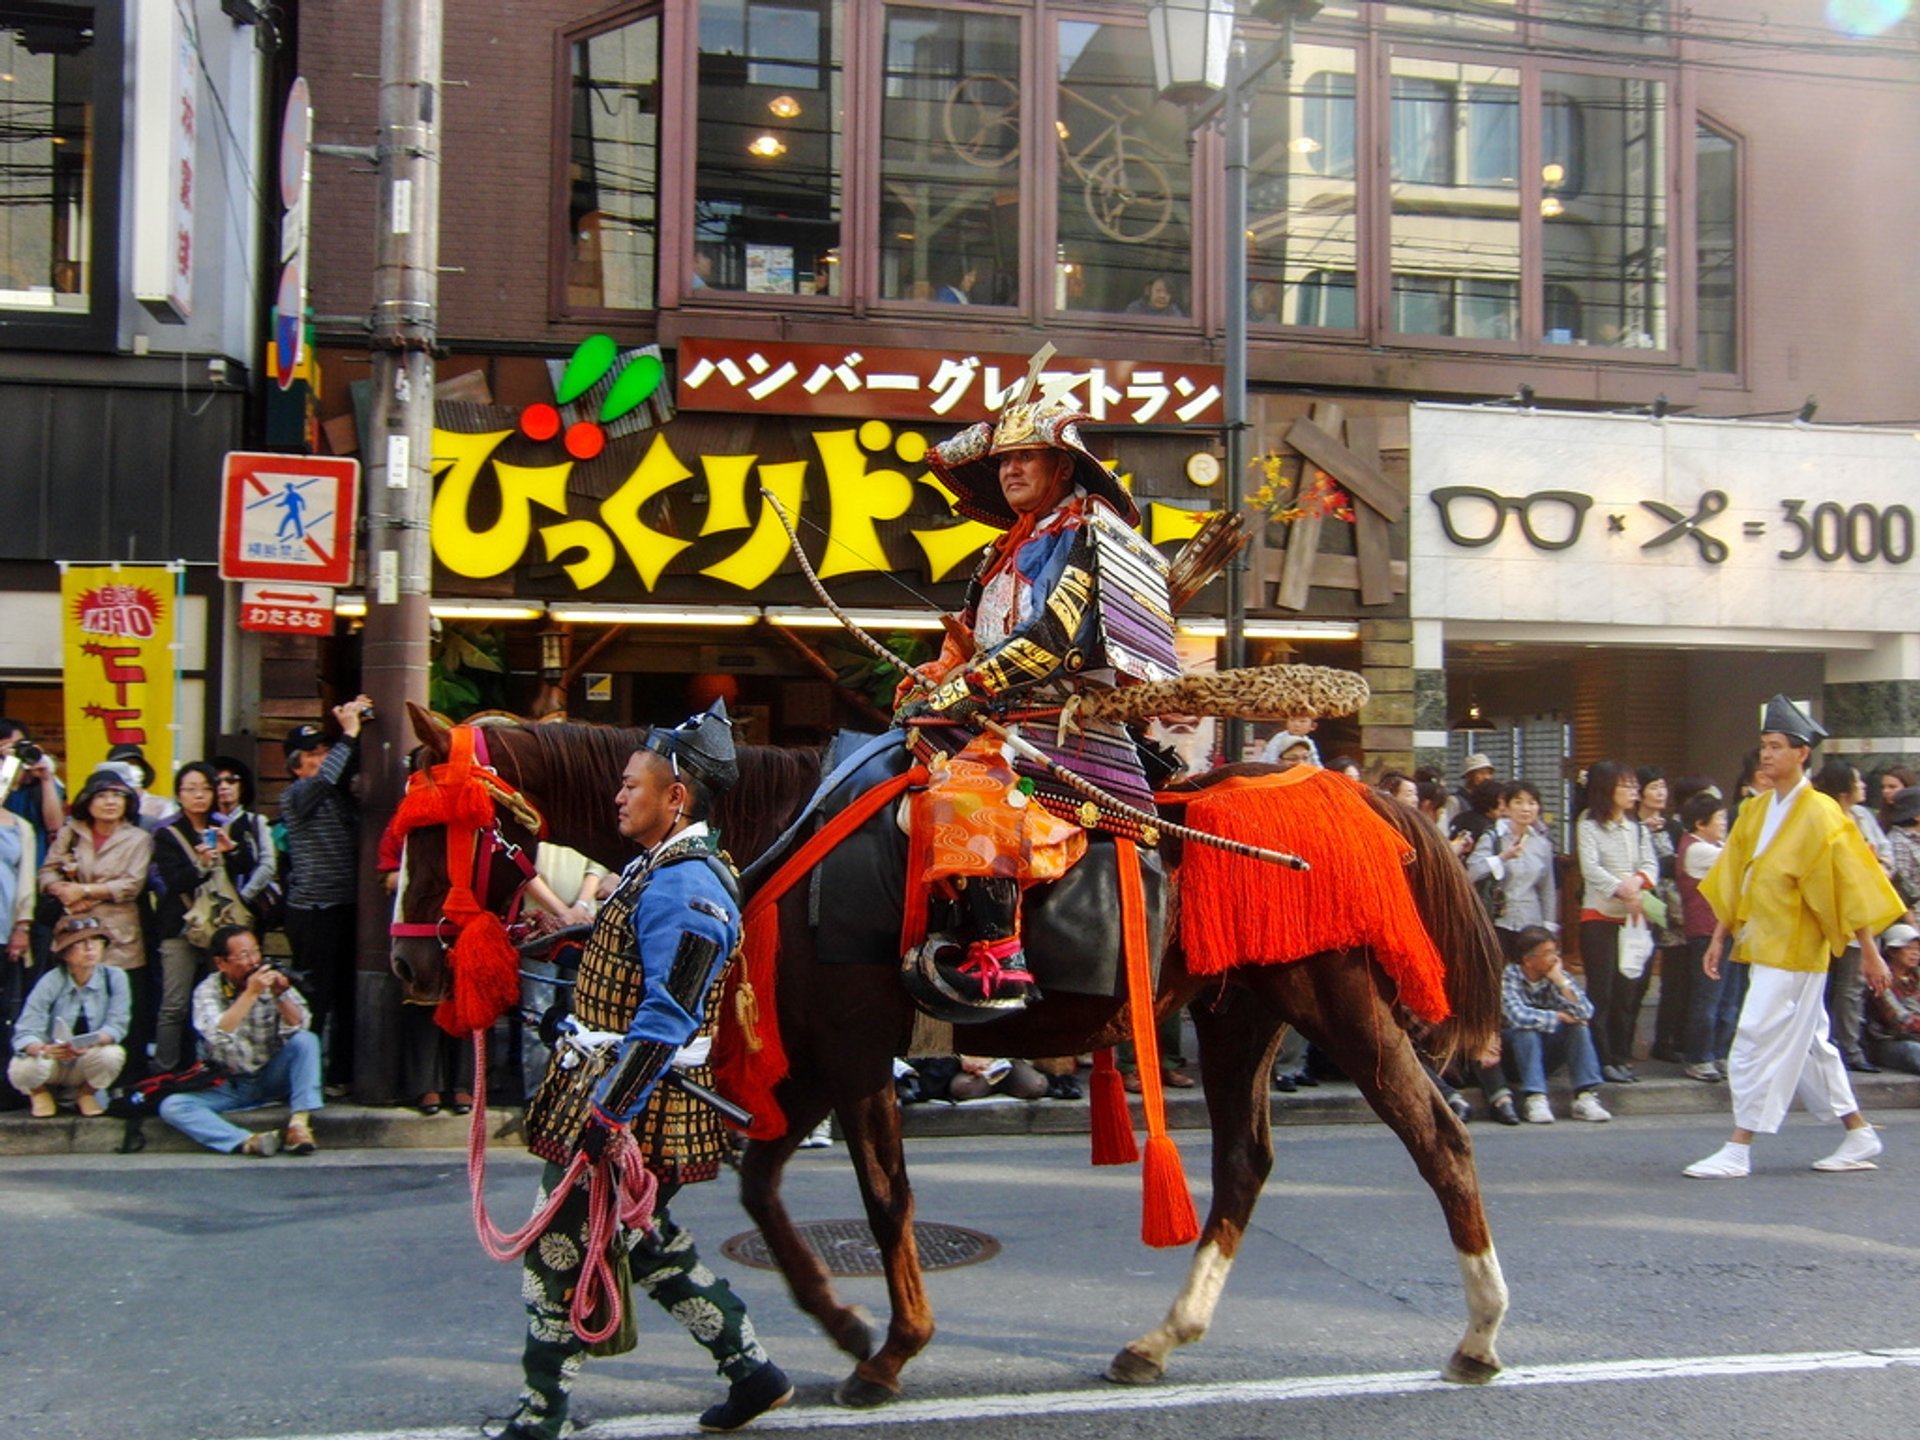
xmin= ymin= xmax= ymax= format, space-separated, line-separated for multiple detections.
xmin=0 ymin=8 xmax=94 ymax=313
xmin=1388 ymin=56 xmax=1520 ymax=339
xmin=566 ymin=12 xmax=659 ymax=311
xmin=1696 ymin=120 xmax=1736 ymax=373
xmin=1053 ymin=18 xmax=1192 ymax=318
xmin=878 ymin=5 xmax=1019 ymax=305
xmin=694 ymin=0 xmax=843 ymax=296
xmin=1250 ymin=46 xmax=1357 ymax=329
xmin=1541 ymin=72 xmax=1666 ymax=349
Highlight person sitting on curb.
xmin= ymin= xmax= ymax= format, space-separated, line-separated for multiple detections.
xmin=7 ymin=915 xmax=130 ymax=1117
xmin=1499 ymin=925 xmax=1611 ymax=1124
xmin=159 ymin=924 xmax=323 ymax=1157
xmin=1864 ymin=922 xmax=1920 ymax=1075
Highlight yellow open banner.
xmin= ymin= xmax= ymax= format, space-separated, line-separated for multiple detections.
xmin=60 ymin=566 xmax=177 ymax=795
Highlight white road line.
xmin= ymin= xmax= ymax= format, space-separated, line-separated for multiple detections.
xmin=221 ymin=1346 xmax=1920 ymax=1440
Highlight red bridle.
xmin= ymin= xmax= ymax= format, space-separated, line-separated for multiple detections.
xmin=388 ymin=724 xmax=547 ymax=1033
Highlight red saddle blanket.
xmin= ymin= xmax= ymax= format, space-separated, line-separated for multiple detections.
xmin=1169 ymin=767 xmax=1450 ymax=1025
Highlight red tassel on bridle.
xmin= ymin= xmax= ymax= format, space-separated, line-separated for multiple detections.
xmin=387 ymin=726 xmax=543 ymax=1036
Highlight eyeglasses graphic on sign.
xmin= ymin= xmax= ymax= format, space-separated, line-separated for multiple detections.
xmin=1430 ymin=487 xmax=1594 ymax=551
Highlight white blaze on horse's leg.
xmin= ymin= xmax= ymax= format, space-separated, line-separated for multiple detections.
xmin=1128 ymin=1239 xmax=1235 ymax=1370
xmin=1456 ymin=1246 xmax=1509 ymax=1367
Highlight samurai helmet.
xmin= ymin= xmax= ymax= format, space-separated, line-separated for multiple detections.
xmin=928 ymin=397 xmax=1137 ymax=530
xmin=1760 ymin=694 xmax=1826 ymax=748
xmin=644 ymin=699 xmax=739 ymax=794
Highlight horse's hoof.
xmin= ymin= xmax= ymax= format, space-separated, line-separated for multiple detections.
xmin=1442 ymin=1348 xmax=1501 ymax=1385
xmin=1104 ymin=1346 xmax=1166 ymax=1385
xmin=828 ymin=1304 xmax=878 ymax=1362
xmin=833 ymin=1372 xmax=899 ymax=1409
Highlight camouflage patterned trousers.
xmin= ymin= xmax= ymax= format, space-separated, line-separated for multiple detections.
xmin=508 ymin=1165 xmax=769 ymax=1439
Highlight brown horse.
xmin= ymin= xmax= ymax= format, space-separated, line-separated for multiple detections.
xmin=392 ymin=706 xmax=1511 ymax=1405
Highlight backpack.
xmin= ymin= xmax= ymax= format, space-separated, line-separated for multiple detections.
xmin=109 ymin=1060 xmax=227 ymax=1154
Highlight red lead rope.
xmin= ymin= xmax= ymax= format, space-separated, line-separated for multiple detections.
xmin=463 ymin=1030 xmax=660 ymax=1343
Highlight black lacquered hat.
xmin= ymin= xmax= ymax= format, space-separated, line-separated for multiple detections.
xmin=644 ymin=699 xmax=739 ymax=794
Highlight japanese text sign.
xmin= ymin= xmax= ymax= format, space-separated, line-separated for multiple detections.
xmin=676 ymin=338 xmax=1224 ymax=426
xmin=219 ymin=452 xmax=360 ymax=585
xmin=238 ymin=582 xmax=335 ymax=636
xmin=61 ymin=566 xmax=177 ymax=795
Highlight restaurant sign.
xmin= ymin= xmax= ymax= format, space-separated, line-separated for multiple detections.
xmin=676 ymin=338 xmax=1224 ymax=427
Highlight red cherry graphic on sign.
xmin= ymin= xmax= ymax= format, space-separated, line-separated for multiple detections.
xmin=564 ymin=422 xmax=606 ymax=460
xmin=520 ymin=403 xmax=561 ymax=442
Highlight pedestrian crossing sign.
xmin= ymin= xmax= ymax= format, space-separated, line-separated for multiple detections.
xmin=219 ymin=451 xmax=360 ymax=585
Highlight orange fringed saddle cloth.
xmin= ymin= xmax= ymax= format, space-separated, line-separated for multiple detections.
xmin=1166 ymin=767 xmax=1450 ymax=1025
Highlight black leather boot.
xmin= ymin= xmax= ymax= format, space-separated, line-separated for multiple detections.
xmin=958 ymin=877 xmax=1038 ymax=1002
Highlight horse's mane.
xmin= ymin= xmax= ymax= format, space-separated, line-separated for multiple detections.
xmin=480 ymin=719 xmax=823 ymax=872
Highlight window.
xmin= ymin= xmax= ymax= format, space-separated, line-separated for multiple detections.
xmin=565 ymin=11 xmax=660 ymax=311
xmin=1541 ymin=72 xmax=1666 ymax=350
xmin=1053 ymin=18 xmax=1192 ymax=317
xmin=0 ymin=7 xmax=97 ymax=314
xmin=1251 ymin=47 xmax=1358 ymax=329
xmin=1384 ymin=0 xmax=1517 ymax=34
xmin=1533 ymin=0 xmax=1669 ymax=50
xmin=1695 ymin=121 xmax=1737 ymax=373
xmin=694 ymin=0 xmax=843 ymax=296
xmin=878 ymin=5 xmax=1020 ymax=305
xmin=1389 ymin=57 xmax=1520 ymax=340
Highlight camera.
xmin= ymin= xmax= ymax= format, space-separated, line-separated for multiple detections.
xmin=15 ymin=741 xmax=42 ymax=765
xmin=358 ymin=704 xmax=377 ymax=722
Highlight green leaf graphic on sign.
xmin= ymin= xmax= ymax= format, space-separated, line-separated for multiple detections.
xmin=601 ymin=352 xmax=664 ymax=423
xmin=557 ymin=334 xmax=618 ymax=405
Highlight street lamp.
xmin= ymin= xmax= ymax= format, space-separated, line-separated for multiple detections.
xmin=1150 ymin=0 xmax=1321 ymax=762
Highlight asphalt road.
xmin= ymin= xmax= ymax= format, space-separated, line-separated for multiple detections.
xmin=3 ymin=1112 xmax=1915 ymax=1440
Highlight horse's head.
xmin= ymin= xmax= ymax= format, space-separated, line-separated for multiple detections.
xmin=389 ymin=703 xmax=546 ymax=1004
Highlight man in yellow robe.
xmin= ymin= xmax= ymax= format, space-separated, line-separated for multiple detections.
xmin=1685 ymin=695 xmax=1904 ymax=1178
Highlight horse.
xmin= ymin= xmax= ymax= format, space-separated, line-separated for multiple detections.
xmin=391 ymin=705 xmax=1511 ymax=1405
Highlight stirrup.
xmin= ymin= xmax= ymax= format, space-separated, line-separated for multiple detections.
xmin=901 ymin=933 xmax=1033 ymax=1024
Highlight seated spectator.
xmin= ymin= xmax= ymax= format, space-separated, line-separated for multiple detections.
xmin=159 ymin=924 xmax=323 ymax=1157
xmin=1500 ymin=925 xmax=1611 ymax=1124
xmin=1259 ymin=715 xmax=1320 ymax=767
xmin=7 ymin=915 xmax=129 ymax=1117
xmin=1123 ymin=274 xmax=1186 ymax=317
xmin=1864 ymin=922 xmax=1920 ymax=1075
xmin=1676 ymin=792 xmax=1736 ymax=1081
xmin=1466 ymin=781 xmax=1557 ymax=949
xmin=903 ymin=1054 xmax=1049 ymax=1102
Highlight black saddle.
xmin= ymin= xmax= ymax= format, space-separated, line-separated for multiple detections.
xmin=802 ymin=730 xmax=1166 ymax=999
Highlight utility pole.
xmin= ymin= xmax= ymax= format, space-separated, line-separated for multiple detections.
xmin=354 ymin=0 xmax=442 ymax=1101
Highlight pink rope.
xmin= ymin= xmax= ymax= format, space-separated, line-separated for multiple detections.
xmin=462 ymin=1029 xmax=660 ymax=1341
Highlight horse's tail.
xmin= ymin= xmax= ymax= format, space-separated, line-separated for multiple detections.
xmin=1357 ymin=786 xmax=1504 ymax=1070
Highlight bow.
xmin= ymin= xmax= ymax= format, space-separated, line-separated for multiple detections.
xmin=759 ymin=491 xmax=1308 ymax=872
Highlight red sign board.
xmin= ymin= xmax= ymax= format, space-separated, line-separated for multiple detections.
xmin=238 ymin=581 xmax=335 ymax=636
xmin=219 ymin=452 xmax=359 ymax=585
xmin=675 ymin=337 xmax=1225 ymax=427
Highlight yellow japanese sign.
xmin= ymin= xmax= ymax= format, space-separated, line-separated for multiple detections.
xmin=60 ymin=566 xmax=177 ymax=796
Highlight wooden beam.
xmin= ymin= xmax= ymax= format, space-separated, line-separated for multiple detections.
xmin=1285 ymin=417 xmax=1407 ymax=522
xmin=1274 ymin=402 xmax=1344 ymax=612
xmin=1345 ymin=415 xmax=1395 ymax=606
xmin=1308 ymin=554 xmax=1408 ymax=592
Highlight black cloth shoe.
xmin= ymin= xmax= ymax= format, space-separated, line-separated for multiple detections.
xmin=1845 ymin=1056 xmax=1882 ymax=1074
xmin=1491 ymin=1095 xmax=1521 ymax=1126
xmin=699 ymin=1361 xmax=794 ymax=1433
xmin=1602 ymin=1063 xmax=1634 ymax=1084
xmin=1272 ymin=1071 xmax=1297 ymax=1093
xmin=1045 ymin=1073 xmax=1082 ymax=1100
xmin=1447 ymin=1092 xmax=1474 ymax=1124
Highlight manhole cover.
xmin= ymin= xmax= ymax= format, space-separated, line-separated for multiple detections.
xmin=721 ymin=1219 xmax=1000 ymax=1276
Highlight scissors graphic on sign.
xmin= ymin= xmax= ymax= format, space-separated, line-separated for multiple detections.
xmin=1639 ymin=490 xmax=1729 ymax=565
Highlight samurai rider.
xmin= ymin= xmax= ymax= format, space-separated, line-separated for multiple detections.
xmin=895 ymin=395 xmax=1180 ymax=1017
xmin=489 ymin=703 xmax=791 ymax=1439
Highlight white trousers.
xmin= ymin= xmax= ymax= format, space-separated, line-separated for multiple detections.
xmin=1728 ymin=965 xmax=1859 ymax=1134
